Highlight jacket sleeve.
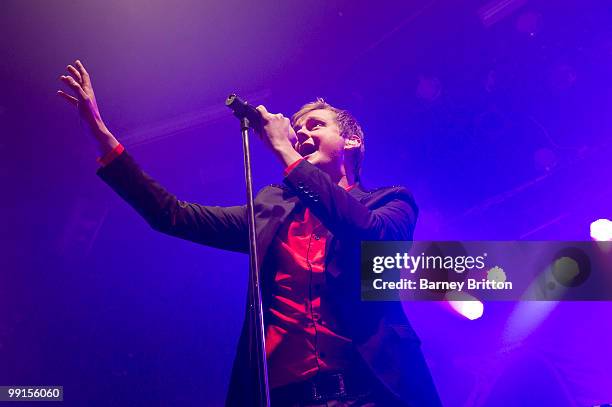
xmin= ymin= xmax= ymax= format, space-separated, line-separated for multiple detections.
xmin=283 ymin=160 xmax=417 ymax=241
xmin=97 ymin=151 xmax=249 ymax=253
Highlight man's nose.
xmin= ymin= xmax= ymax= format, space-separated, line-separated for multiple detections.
xmin=296 ymin=129 xmax=311 ymax=144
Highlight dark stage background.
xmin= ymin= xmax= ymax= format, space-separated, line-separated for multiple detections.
xmin=1 ymin=1 xmax=611 ymax=405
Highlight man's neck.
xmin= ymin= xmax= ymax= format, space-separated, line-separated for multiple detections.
xmin=329 ymin=164 xmax=356 ymax=189
xmin=311 ymin=160 xmax=356 ymax=189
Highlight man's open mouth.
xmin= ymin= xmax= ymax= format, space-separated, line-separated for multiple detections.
xmin=299 ymin=143 xmax=317 ymax=157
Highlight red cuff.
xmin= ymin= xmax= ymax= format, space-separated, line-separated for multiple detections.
xmin=97 ymin=144 xmax=125 ymax=167
xmin=284 ymin=158 xmax=304 ymax=177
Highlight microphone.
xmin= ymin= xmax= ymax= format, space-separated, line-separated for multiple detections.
xmin=225 ymin=93 xmax=263 ymax=130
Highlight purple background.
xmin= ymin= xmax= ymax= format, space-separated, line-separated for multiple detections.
xmin=1 ymin=0 xmax=611 ymax=405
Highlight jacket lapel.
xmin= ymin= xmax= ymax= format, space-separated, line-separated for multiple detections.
xmin=254 ymin=187 xmax=300 ymax=267
xmin=324 ymin=185 xmax=370 ymax=277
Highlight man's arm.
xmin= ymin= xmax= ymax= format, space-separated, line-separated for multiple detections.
xmin=58 ymin=60 xmax=249 ymax=253
xmin=97 ymin=151 xmax=249 ymax=252
xmin=284 ymin=159 xmax=417 ymax=241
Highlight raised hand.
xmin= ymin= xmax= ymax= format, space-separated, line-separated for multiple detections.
xmin=58 ymin=60 xmax=118 ymax=155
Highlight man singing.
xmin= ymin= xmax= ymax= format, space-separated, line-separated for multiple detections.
xmin=58 ymin=60 xmax=441 ymax=406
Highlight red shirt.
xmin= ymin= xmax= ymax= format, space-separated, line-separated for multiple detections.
xmin=265 ymin=201 xmax=355 ymax=388
xmin=266 ymin=158 xmax=356 ymax=388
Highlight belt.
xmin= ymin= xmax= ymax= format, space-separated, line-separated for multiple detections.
xmin=270 ymin=371 xmax=372 ymax=404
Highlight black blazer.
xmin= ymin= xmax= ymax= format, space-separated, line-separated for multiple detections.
xmin=98 ymin=152 xmax=442 ymax=407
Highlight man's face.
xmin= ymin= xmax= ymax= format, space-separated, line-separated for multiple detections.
xmin=292 ymin=109 xmax=346 ymax=169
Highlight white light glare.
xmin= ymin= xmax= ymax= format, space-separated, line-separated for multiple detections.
xmin=590 ymin=219 xmax=612 ymax=241
xmin=446 ymin=290 xmax=484 ymax=320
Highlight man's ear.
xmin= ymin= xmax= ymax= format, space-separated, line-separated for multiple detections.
xmin=344 ymin=135 xmax=362 ymax=152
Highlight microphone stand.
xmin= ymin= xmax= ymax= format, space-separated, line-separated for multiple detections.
xmin=227 ymin=95 xmax=271 ymax=407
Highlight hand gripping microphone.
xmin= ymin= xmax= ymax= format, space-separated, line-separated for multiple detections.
xmin=225 ymin=93 xmax=263 ymax=131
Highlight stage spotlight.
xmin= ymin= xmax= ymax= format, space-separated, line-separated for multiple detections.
xmin=590 ymin=219 xmax=612 ymax=242
xmin=445 ymin=290 xmax=484 ymax=320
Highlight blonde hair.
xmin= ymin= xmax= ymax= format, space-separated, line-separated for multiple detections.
xmin=291 ymin=98 xmax=365 ymax=181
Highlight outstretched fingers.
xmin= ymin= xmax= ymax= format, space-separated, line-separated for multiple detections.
xmin=60 ymin=74 xmax=85 ymax=98
xmin=74 ymin=60 xmax=90 ymax=86
xmin=67 ymin=64 xmax=82 ymax=83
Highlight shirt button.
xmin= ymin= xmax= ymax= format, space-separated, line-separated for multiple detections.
xmin=313 ymin=234 xmax=320 ymax=240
